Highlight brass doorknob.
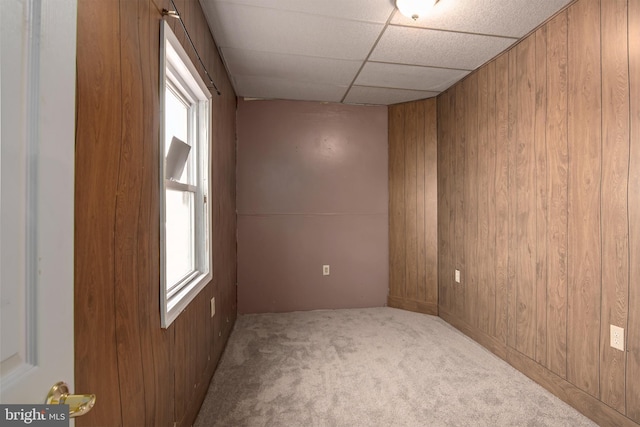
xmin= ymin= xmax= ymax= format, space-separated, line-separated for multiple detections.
xmin=46 ymin=382 xmax=96 ymax=418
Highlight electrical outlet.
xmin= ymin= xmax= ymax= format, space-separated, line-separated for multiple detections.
xmin=455 ymin=269 xmax=461 ymax=283
xmin=610 ymin=324 xmax=624 ymax=351
xmin=323 ymin=265 xmax=330 ymax=276
xmin=210 ymin=297 xmax=215 ymax=318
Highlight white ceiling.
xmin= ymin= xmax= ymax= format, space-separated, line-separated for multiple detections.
xmin=199 ymin=0 xmax=573 ymax=105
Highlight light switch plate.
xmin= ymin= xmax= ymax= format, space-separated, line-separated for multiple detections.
xmin=210 ymin=297 xmax=215 ymax=318
xmin=455 ymin=269 xmax=461 ymax=283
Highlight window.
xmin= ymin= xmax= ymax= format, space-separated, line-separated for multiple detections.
xmin=160 ymin=21 xmax=212 ymax=328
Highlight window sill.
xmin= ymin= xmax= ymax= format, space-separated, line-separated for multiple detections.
xmin=161 ymin=270 xmax=212 ymax=328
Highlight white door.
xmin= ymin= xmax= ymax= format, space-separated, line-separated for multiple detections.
xmin=1 ymin=0 xmax=77 ymax=409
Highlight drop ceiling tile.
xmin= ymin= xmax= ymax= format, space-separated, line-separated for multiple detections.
xmin=205 ymin=0 xmax=395 ymax=23
xmin=202 ymin=2 xmax=384 ymax=60
xmin=344 ymin=86 xmax=438 ymax=106
xmin=222 ymin=48 xmax=362 ymax=86
xmin=356 ymin=62 xmax=470 ymax=92
xmin=371 ymin=26 xmax=515 ymax=70
xmin=391 ymin=0 xmax=572 ymax=38
xmin=235 ymin=75 xmax=348 ymax=103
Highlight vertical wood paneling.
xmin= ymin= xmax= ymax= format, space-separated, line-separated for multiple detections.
xmin=449 ymin=90 xmax=457 ymax=315
xmin=567 ymin=0 xmax=602 ymax=398
xmin=405 ymin=103 xmax=419 ymax=301
xmin=515 ymin=36 xmax=537 ymax=359
xmin=115 ymin=1 xmax=151 ymax=424
xmin=507 ymin=49 xmax=518 ymax=350
xmin=599 ymin=0 xmax=629 ymax=413
xmin=139 ymin=2 xmax=175 ymax=423
xmin=534 ymin=26 xmax=548 ymax=367
xmin=545 ymin=10 xmax=569 ymax=379
xmin=477 ymin=66 xmax=490 ymax=335
xmin=388 ymin=100 xmax=438 ymax=315
xmin=437 ymin=93 xmax=451 ymax=312
xmin=628 ymin=0 xmax=640 ymax=421
xmin=75 ymin=1 xmax=237 ymax=426
xmin=416 ymin=102 xmax=427 ymax=303
xmin=435 ymin=0 xmax=639 ymax=423
xmin=486 ymin=61 xmax=498 ymax=338
xmin=424 ymin=100 xmax=439 ymax=305
xmin=464 ymin=75 xmax=478 ymax=325
xmin=75 ymin=1 xmax=123 ymax=425
xmin=174 ymin=290 xmax=217 ymax=426
xmin=389 ymin=104 xmax=406 ymax=299
xmin=495 ymin=54 xmax=509 ymax=344
xmin=454 ymin=85 xmax=466 ymax=318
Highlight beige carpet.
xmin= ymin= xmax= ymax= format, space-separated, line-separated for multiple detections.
xmin=195 ymin=307 xmax=596 ymax=426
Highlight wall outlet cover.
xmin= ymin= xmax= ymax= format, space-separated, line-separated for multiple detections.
xmin=323 ymin=265 xmax=330 ymax=276
xmin=610 ymin=324 xmax=624 ymax=351
xmin=210 ymin=297 xmax=215 ymax=318
xmin=455 ymin=269 xmax=461 ymax=283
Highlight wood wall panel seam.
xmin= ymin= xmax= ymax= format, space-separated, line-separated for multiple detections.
xmin=486 ymin=61 xmax=498 ymax=339
xmin=627 ymin=0 xmax=640 ymax=419
xmin=115 ymin=1 xmax=149 ymax=424
xmin=75 ymin=0 xmax=124 ymax=425
xmin=598 ymin=0 xmax=630 ymax=413
xmin=389 ymin=105 xmax=407 ymax=299
xmin=515 ymin=37 xmax=537 ymax=359
xmin=416 ymin=101 xmax=427 ymax=303
xmin=507 ymin=48 xmax=518 ymax=350
xmin=534 ymin=25 xmax=549 ymax=369
xmin=405 ymin=102 xmax=419 ymax=301
xmin=477 ymin=66 xmax=490 ymax=336
xmin=545 ymin=10 xmax=569 ymax=380
xmin=494 ymin=54 xmax=509 ymax=345
xmin=566 ymin=0 xmax=602 ymax=398
xmin=454 ymin=84 xmax=465 ymax=319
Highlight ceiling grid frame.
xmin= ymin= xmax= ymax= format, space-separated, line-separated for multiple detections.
xmin=199 ymin=0 xmax=575 ymax=105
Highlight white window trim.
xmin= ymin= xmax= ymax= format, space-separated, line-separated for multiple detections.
xmin=160 ymin=20 xmax=212 ymax=328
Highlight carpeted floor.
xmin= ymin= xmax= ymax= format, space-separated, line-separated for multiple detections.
xmin=195 ymin=307 xmax=596 ymax=426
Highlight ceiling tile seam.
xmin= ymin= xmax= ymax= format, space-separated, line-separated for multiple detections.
xmin=388 ymin=23 xmax=520 ymax=40
xmin=365 ymin=59 xmax=473 ymax=72
xmin=211 ymin=0 xmax=393 ymax=25
xmin=236 ymin=73 xmax=349 ymax=88
xmin=219 ymin=46 xmax=368 ymax=63
xmin=236 ymin=76 xmax=352 ymax=88
xmin=352 ymin=84 xmax=440 ymax=94
xmin=340 ymin=8 xmax=398 ymax=103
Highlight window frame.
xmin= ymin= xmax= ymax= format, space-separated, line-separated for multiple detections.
xmin=159 ymin=20 xmax=212 ymax=328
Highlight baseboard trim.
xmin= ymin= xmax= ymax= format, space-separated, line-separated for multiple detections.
xmin=388 ymin=296 xmax=438 ymax=315
xmin=438 ymin=306 xmax=639 ymax=427
xmin=438 ymin=308 xmax=507 ymax=360
xmin=506 ymin=348 xmax=638 ymax=427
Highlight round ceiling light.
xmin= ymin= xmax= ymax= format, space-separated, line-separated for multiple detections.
xmin=395 ymin=0 xmax=437 ymax=20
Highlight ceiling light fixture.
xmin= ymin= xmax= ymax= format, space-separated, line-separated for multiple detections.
xmin=395 ymin=0 xmax=438 ymax=21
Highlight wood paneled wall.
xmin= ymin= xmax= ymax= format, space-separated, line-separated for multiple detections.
xmin=436 ymin=0 xmax=640 ymax=425
xmin=389 ymin=99 xmax=438 ymax=315
xmin=75 ymin=1 xmax=237 ymax=426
